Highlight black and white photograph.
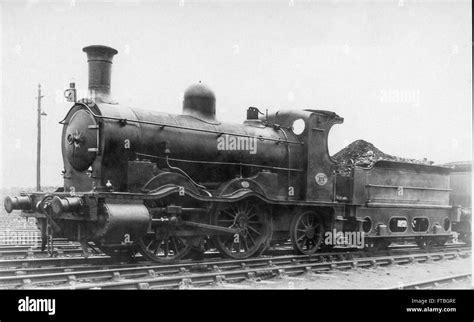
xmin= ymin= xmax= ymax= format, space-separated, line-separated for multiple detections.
xmin=0 ymin=0 xmax=472 ymax=321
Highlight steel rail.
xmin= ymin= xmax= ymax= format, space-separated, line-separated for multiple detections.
xmin=0 ymin=246 xmax=454 ymax=275
xmin=0 ymin=252 xmax=357 ymax=288
xmin=49 ymin=249 xmax=470 ymax=290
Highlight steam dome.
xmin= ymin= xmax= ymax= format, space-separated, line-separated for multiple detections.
xmin=182 ymin=83 xmax=216 ymax=120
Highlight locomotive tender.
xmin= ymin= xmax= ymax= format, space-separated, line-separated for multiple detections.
xmin=3 ymin=45 xmax=466 ymax=262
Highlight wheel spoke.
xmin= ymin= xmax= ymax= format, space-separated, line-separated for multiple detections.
xmin=299 ymin=218 xmax=309 ymax=229
xmin=213 ymin=200 xmax=270 ymax=259
xmin=226 ymin=238 xmax=235 ymax=251
xmin=247 ymin=212 xmax=257 ymax=220
xmin=243 ymin=237 xmax=249 ymax=251
xmin=247 ymin=220 xmax=261 ymax=224
xmin=223 ymin=210 xmax=236 ymax=219
xmin=153 ymin=241 xmax=160 ymax=255
xmin=292 ymin=212 xmax=324 ymax=255
xmin=245 ymin=203 xmax=256 ymax=213
xmin=140 ymin=228 xmax=196 ymax=262
xmin=247 ymin=232 xmax=256 ymax=246
xmin=172 ymin=238 xmax=179 ymax=253
xmin=239 ymin=203 xmax=246 ymax=215
xmin=298 ymin=237 xmax=306 ymax=247
xmin=303 ymin=216 xmax=311 ymax=227
xmin=218 ymin=219 xmax=235 ymax=223
xmin=247 ymin=225 xmax=261 ymax=236
xmin=146 ymin=239 xmax=154 ymax=249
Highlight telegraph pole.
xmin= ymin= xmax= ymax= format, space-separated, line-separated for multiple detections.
xmin=36 ymin=84 xmax=46 ymax=191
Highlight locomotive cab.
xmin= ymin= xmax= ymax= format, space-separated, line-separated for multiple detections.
xmin=265 ymin=109 xmax=344 ymax=202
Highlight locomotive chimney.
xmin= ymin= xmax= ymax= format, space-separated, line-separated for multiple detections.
xmin=82 ymin=45 xmax=118 ymax=103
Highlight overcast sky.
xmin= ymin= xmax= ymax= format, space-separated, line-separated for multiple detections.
xmin=0 ymin=0 xmax=471 ymax=188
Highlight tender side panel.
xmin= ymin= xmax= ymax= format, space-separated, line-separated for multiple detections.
xmin=351 ymin=161 xmax=450 ymax=207
xmin=356 ymin=207 xmax=452 ymax=237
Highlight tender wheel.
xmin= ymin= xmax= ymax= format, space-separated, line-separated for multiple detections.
xmin=415 ymin=236 xmax=435 ymax=250
xmin=138 ymin=227 xmax=199 ymax=263
xmin=212 ymin=200 xmax=271 ymax=259
xmin=290 ymin=210 xmax=324 ymax=255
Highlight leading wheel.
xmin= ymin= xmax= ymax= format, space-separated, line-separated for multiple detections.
xmin=138 ymin=227 xmax=200 ymax=263
xmin=212 ymin=200 xmax=271 ymax=259
xmin=290 ymin=210 xmax=324 ymax=255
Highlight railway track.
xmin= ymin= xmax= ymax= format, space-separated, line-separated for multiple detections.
xmin=388 ymin=273 xmax=472 ymax=290
xmin=2 ymin=225 xmax=466 ymax=260
xmin=0 ymin=240 xmax=466 ymax=267
xmin=0 ymin=246 xmax=469 ymax=290
xmin=0 ymin=237 xmax=467 ymax=261
xmin=0 ymin=231 xmax=466 ymax=256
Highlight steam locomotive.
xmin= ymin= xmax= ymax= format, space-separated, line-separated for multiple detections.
xmin=4 ymin=45 xmax=471 ymax=263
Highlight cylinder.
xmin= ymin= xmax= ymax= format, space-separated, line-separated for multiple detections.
xmin=93 ymin=203 xmax=150 ymax=244
xmin=82 ymin=45 xmax=118 ymax=103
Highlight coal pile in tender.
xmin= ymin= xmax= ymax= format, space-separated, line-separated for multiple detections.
xmin=331 ymin=140 xmax=434 ymax=176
